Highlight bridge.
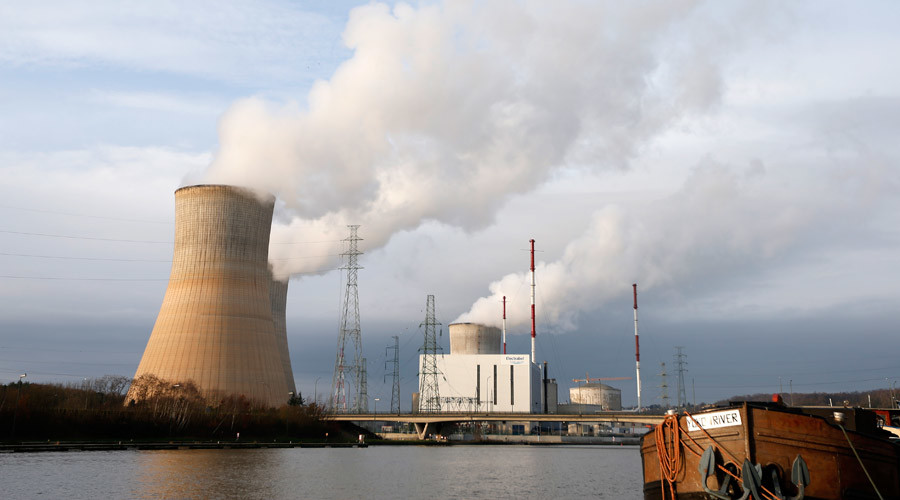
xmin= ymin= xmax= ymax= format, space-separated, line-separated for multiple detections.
xmin=327 ymin=412 xmax=665 ymax=439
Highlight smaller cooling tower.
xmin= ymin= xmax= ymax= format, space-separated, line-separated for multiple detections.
xmin=449 ymin=323 xmax=501 ymax=355
xmin=269 ymin=276 xmax=296 ymax=396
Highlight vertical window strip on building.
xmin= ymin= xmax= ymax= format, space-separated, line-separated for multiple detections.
xmin=510 ymin=365 xmax=514 ymax=405
xmin=493 ymin=365 xmax=497 ymax=405
xmin=476 ymin=365 xmax=481 ymax=403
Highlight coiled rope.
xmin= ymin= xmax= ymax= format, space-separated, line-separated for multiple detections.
xmin=656 ymin=410 xmax=783 ymax=500
xmin=655 ymin=413 xmax=683 ymax=499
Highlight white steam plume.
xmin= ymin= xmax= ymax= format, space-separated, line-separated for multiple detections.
xmin=455 ymin=154 xmax=899 ymax=331
xmin=200 ymin=1 xmax=746 ymax=279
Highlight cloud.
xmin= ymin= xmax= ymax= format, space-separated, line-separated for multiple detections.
xmin=0 ymin=0 xmax=345 ymax=85
xmin=0 ymin=146 xmax=207 ymax=321
xmin=91 ymin=90 xmax=224 ymax=116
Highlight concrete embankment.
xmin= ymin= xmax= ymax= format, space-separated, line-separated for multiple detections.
xmin=379 ymin=432 xmax=641 ymax=445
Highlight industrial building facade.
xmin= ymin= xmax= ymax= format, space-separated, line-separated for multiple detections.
xmin=420 ymin=353 xmax=542 ymax=413
xmin=417 ymin=322 xmax=545 ymax=413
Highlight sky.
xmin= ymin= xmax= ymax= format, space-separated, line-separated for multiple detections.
xmin=1 ymin=0 xmax=899 ymax=410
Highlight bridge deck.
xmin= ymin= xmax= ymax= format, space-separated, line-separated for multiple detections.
xmin=327 ymin=412 xmax=664 ymax=425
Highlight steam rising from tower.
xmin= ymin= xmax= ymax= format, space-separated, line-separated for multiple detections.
xmin=202 ymin=1 xmax=732 ymax=282
xmin=131 ymin=185 xmax=295 ymax=407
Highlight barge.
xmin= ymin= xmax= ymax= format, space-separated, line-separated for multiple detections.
xmin=640 ymin=400 xmax=900 ymax=499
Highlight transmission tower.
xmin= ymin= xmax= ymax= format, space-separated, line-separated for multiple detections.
xmin=674 ymin=346 xmax=688 ymax=408
xmin=658 ymin=362 xmax=669 ymax=409
xmin=330 ymin=225 xmax=364 ymax=413
xmin=359 ymin=357 xmax=368 ymax=412
xmin=385 ymin=335 xmax=400 ymax=414
xmin=418 ymin=295 xmax=442 ymax=413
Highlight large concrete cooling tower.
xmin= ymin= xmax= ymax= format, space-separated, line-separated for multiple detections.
xmin=131 ymin=184 xmax=295 ymax=407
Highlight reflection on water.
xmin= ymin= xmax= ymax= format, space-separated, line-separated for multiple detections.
xmin=1 ymin=445 xmax=643 ymax=499
xmin=131 ymin=449 xmax=283 ymax=499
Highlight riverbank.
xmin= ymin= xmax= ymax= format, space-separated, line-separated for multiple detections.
xmin=1 ymin=436 xmax=640 ymax=453
xmin=0 ymin=440 xmax=370 ymax=453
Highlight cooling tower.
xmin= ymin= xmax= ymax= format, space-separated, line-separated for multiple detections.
xmin=131 ymin=184 xmax=294 ymax=407
xmin=448 ymin=322 xmax=502 ymax=354
xmin=269 ymin=276 xmax=297 ymax=396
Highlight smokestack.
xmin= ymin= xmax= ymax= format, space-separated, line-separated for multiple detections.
xmin=502 ymin=296 xmax=507 ymax=355
xmin=530 ymin=239 xmax=536 ymax=364
xmin=633 ymin=283 xmax=642 ymax=411
xmin=130 ymin=185 xmax=294 ymax=407
xmin=543 ymin=360 xmax=549 ymax=414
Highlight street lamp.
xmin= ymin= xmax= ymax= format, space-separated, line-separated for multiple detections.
xmin=888 ymin=379 xmax=897 ymax=408
xmin=314 ymin=377 xmax=321 ymax=406
xmin=486 ymin=376 xmax=493 ymax=413
xmin=374 ymin=398 xmax=380 ymax=414
xmin=11 ymin=373 xmax=26 ymax=439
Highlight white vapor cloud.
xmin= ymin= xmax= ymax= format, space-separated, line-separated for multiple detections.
xmin=456 ymin=151 xmax=900 ymax=330
xmin=202 ymin=0 xmax=764 ymax=279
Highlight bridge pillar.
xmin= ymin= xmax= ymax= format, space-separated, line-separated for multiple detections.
xmin=414 ymin=422 xmax=443 ymax=439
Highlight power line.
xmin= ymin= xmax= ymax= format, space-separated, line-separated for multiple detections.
xmin=0 ymin=204 xmax=171 ymax=224
xmin=0 ymin=275 xmax=167 ymax=281
xmin=1 ymin=229 xmax=342 ymax=248
xmin=0 ymin=252 xmax=170 ymax=262
xmin=271 ymin=239 xmax=343 ymax=245
xmin=0 ymin=251 xmax=340 ymax=262
xmin=0 ymin=229 xmax=170 ymax=244
xmin=697 ymin=376 xmax=899 ymax=390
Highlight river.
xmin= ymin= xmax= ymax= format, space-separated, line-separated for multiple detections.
xmin=1 ymin=445 xmax=643 ymax=499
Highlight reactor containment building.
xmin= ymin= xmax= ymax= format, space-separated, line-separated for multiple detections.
xmin=418 ymin=322 xmax=544 ymax=413
xmin=130 ymin=184 xmax=296 ymax=407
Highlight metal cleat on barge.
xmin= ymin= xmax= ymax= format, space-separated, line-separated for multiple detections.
xmin=640 ymin=397 xmax=900 ymax=499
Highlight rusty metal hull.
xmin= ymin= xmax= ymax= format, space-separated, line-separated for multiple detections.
xmin=640 ymin=403 xmax=900 ymax=499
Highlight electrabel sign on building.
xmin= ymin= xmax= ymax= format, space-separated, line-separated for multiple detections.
xmin=502 ymin=355 xmax=528 ymax=365
xmin=686 ymin=409 xmax=742 ymax=432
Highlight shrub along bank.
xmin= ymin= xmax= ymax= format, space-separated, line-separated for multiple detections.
xmin=0 ymin=376 xmax=338 ymax=443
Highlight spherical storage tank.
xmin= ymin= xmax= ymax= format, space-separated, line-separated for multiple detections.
xmin=449 ymin=323 xmax=502 ymax=354
xmin=569 ymin=383 xmax=622 ymax=411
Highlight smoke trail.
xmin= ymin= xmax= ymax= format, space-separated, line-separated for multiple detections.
xmin=455 ymin=146 xmax=900 ymax=331
xmin=200 ymin=0 xmax=743 ymax=278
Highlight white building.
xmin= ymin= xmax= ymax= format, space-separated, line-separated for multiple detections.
xmin=419 ymin=353 xmax=542 ymax=413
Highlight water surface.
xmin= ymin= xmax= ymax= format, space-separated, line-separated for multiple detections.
xmin=1 ymin=445 xmax=643 ymax=499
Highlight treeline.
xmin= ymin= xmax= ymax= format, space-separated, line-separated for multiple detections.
xmin=0 ymin=375 xmax=336 ymax=443
xmin=717 ymin=388 xmax=899 ymax=408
